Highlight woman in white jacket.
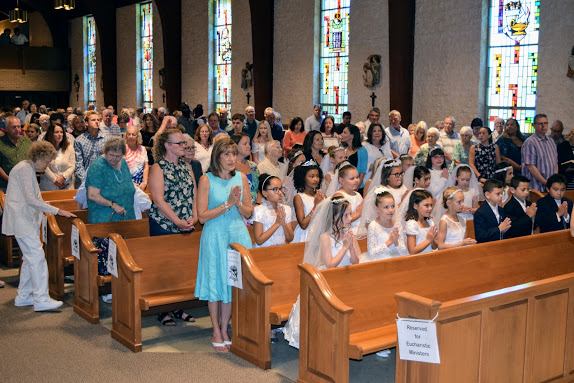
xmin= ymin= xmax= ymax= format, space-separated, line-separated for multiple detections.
xmin=40 ymin=124 xmax=75 ymax=191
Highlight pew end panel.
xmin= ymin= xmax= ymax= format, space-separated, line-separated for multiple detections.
xmin=46 ymin=210 xmax=88 ymax=300
xmin=111 ymin=232 xmax=201 ymax=353
xmin=230 ymin=242 xmax=273 ymax=369
xmin=297 ymin=263 xmax=354 ymax=383
xmin=395 ymin=275 xmax=574 ymax=383
xmin=73 ymin=218 xmax=149 ymax=324
xmin=110 ymin=233 xmax=144 ymax=352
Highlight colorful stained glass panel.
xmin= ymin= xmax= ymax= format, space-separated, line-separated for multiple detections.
xmin=141 ymin=2 xmax=153 ymax=112
xmin=486 ymin=0 xmax=540 ymax=134
xmin=320 ymin=0 xmax=350 ymax=120
xmin=214 ymin=0 xmax=231 ymax=113
xmin=86 ymin=16 xmax=97 ymax=107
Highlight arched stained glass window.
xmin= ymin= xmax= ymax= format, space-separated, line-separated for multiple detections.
xmin=486 ymin=0 xmax=540 ymax=134
xmin=85 ymin=16 xmax=97 ymax=108
xmin=214 ymin=0 xmax=231 ymax=113
xmin=320 ymin=0 xmax=350 ymax=120
xmin=140 ymin=2 xmax=153 ymax=112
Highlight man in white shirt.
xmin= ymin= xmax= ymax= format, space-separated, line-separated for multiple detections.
xmin=492 ymin=117 xmax=505 ymax=143
xmin=15 ymin=100 xmax=29 ymax=125
xmin=363 ymin=107 xmax=381 ymax=132
xmin=10 ymin=28 xmax=28 ymax=46
xmin=437 ymin=116 xmax=459 ymax=167
xmin=99 ymin=108 xmax=121 ymax=136
xmin=304 ymin=105 xmax=323 ymax=132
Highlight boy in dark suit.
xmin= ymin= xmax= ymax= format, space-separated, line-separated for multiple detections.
xmin=474 ymin=179 xmax=512 ymax=243
xmin=534 ymin=174 xmax=573 ymax=233
xmin=504 ymin=175 xmax=538 ymax=238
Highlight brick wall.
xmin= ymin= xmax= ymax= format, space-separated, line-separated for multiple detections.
xmin=0 ymin=69 xmax=68 ymax=91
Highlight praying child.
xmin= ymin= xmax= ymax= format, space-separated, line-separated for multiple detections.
xmin=503 ymin=175 xmax=537 ymax=238
xmin=473 ymin=179 xmax=511 ymax=243
xmin=534 ymin=174 xmax=573 ymax=233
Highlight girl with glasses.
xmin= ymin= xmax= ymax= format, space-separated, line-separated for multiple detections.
xmin=252 ymin=174 xmax=295 ymax=247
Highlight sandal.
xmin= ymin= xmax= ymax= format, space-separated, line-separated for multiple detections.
xmin=0 ymin=280 xmax=5 ymax=288
xmin=158 ymin=312 xmax=176 ymax=326
xmin=172 ymin=310 xmax=195 ymax=322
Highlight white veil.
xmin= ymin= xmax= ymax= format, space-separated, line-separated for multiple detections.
xmin=447 ymin=164 xmax=484 ymax=202
xmin=302 ymin=197 xmax=344 ymax=269
xmin=402 ymin=165 xmax=417 ymax=191
xmin=325 ymin=161 xmax=352 ymax=197
xmin=357 ymin=185 xmax=391 ymax=239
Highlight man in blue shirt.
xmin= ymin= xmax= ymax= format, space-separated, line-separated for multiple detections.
xmin=385 ymin=110 xmax=411 ymax=155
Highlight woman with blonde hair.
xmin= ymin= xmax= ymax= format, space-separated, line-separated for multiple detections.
xmin=124 ymin=125 xmax=149 ymax=190
xmin=408 ymin=121 xmax=427 ymax=157
xmin=251 ymin=120 xmax=272 ymax=164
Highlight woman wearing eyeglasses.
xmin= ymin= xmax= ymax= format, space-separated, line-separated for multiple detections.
xmin=86 ymin=137 xmax=136 ymax=223
xmin=182 ymin=134 xmax=203 ymax=186
xmin=148 ymin=128 xmax=197 ymax=237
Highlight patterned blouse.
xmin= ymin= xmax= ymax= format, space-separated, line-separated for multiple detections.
xmin=474 ymin=143 xmax=498 ymax=180
xmin=149 ymin=158 xmax=195 ymax=233
xmin=450 ymin=141 xmax=470 ymax=171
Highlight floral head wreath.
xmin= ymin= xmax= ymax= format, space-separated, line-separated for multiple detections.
xmin=300 ymin=159 xmax=317 ymax=167
xmin=290 ymin=150 xmax=304 ymax=162
xmin=332 ymin=197 xmax=349 ymax=204
xmin=373 ymin=185 xmax=391 ymax=195
xmin=383 ymin=160 xmax=402 ymax=168
xmin=336 ymin=160 xmax=352 ymax=170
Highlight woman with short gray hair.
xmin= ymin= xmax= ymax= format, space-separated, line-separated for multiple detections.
xmin=86 ymin=136 xmax=136 ymax=223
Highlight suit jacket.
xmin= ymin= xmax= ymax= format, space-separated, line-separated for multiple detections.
xmin=534 ymin=194 xmax=573 ymax=233
xmin=503 ymin=197 xmax=533 ymax=239
xmin=474 ymin=202 xmax=506 ymax=243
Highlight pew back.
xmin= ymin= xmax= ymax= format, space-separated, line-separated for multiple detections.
xmin=41 ymin=189 xmax=77 ymax=201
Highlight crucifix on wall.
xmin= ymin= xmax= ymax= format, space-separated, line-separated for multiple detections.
xmin=370 ymin=92 xmax=377 ymax=107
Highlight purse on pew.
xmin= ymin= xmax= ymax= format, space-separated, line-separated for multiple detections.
xmin=92 ymin=235 xmax=126 ymax=276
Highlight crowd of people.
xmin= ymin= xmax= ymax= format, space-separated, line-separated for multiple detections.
xmin=1 ymin=100 xmax=573 ymax=353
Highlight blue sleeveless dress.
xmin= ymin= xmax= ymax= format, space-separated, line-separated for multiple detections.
xmin=194 ymin=172 xmax=252 ymax=303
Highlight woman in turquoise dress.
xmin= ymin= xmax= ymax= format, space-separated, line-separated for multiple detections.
xmin=195 ymin=138 xmax=254 ymax=352
xmin=86 ymin=137 xmax=136 ymax=223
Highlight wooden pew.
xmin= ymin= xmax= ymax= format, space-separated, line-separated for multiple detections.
xmin=48 ymin=199 xmax=82 ymax=211
xmin=41 ymin=189 xmax=77 ymax=201
xmin=395 ymin=273 xmax=574 ymax=382
xmin=0 ymin=190 xmax=20 ymax=267
xmin=72 ymin=218 xmax=149 ymax=323
xmin=296 ymin=230 xmax=574 ymax=383
xmin=46 ymin=209 xmax=88 ymax=299
xmin=110 ymin=231 xmax=201 ymax=352
xmin=529 ymin=189 xmax=545 ymax=203
xmin=229 ymin=238 xmax=367 ymax=370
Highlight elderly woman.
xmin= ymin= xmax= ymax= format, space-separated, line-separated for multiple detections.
xmin=86 ymin=137 xmax=136 ymax=223
xmin=257 ymin=140 xmax=285 ymax=178
xmin=2 ymin=141 xmax=76 ymax=311
xmin=496 ymin=118 xmax=524 ymax=175
xmin=408 ymin=121 xmax=427 ymax=157
xmin=450 ymin=126 xmax=473 ymax=171
xmin=148 ymin=128 xmax=198 ymax=325
xmin=194 ymin=123 xmax=214 ymax=172
xmin=40 ymin=123 xmax=76 ymax=190
xmin=38 ymin=114 xmax=50 ymax=133
xmin=557 ymin=130 xmax=574 ymax=189
xmin=195 ymin=138 xmax=253 ymax=351
xmin=182 ymin=134 xmax=203 ymax=185
xmin=124 ymin=125 xmax=149 ymax=190
xmin=414 ymin=127 xmax=442 ymax=166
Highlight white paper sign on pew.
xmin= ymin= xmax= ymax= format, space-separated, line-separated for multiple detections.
xmin=107 ymin=238 xmax=118 ymax=278
xmin=227 ymin=249 xmax=242 ymax=289
xmin=396 ymin=315 xmax=440 ymax=364
xmin=42 ymin=215 xmax=48 ymax=244
xmin=71 ymin=224 xmax=80 ymax=259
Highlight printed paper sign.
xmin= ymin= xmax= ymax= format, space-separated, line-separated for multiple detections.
xmin=71 ymin=225 xmax=80 ymax=259
xmin=42 ymin=215 xmax=48 ymax=244
xmin=396 ymin=317 xmax=440 ymax=364
xmin=107 ymin=239 xmax=118 ymax=278
xmin=227 ymin=249 xmax=242 ymax=289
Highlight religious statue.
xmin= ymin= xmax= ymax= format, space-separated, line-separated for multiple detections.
xmin=159 ymin=68 xmax=166 ymax=90
xmin=568 ymin=45 xmax=574 ymax=79
xmin=73 ymin=74 xmax=80 ymax=102
xmin=363 ymin=54 xmax=381 ymax=88
xmin=241 ymin=62 xmax=253 ymax=89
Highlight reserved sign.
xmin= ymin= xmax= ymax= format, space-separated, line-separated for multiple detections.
xmin=396 ymin=317 xmax=440 ymax=364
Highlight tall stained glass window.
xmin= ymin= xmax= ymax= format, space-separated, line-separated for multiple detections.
xmin=140 ymin=2 xmax=153 ymax=112
xmin=486 ymin=0 xmax=540 ymax=134
xmin=320 ymin=0 xmax=350 ymax=120
xmin=214 ymin=0 xmax=231 ymax=113
xmin=85 ymin=16 xmax=97 ymax=107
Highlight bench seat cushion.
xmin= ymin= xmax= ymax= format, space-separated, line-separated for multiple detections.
xmin=348 ymin=325 xmax=397 ymax=360
xmin=269 ymin=303 xmax=294 ymax=325
xmin=139 ymin=288 xmax=197 ymax=310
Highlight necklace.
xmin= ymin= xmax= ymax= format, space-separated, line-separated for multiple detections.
xmin=112 ymin=167 xmax=123 ymax=183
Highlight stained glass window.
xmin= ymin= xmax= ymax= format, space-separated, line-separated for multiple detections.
xmin=140 ymin=2 xmax=153 ymax=112
xmin=85 ymin=16 xmax=97 ymax=108
xmin=214 ymin=0 xmax=231 ymax=113
xmin=486 ymin=0 xmax=540 ymax=134
xmin=320 ymin=0 xmax=350 ymax=120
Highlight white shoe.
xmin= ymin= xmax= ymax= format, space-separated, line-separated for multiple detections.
xmin=15 ymin=295 xmax=34 ymax=307
xmin=376 ymin=349 xmax=392 ymax=358
xmin=102 ymin=294 xmax=112 ymax=303
xmin=34 ymin=299 xmax=63 ymax=312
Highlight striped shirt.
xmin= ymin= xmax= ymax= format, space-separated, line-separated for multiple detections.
xmin=124 ymin=144 xmax=148 ymax=184
xmin=74 ymin=129 xmax=109 ymax=183
xmin=521 ymin=133 xmax=558 ymax=192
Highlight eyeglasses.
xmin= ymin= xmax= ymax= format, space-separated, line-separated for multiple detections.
xmin=184 ymin=146 xmax=197 ymax=151
xmin=267 ymin=187 xmax=287 ymax=194
xmin=390 ymin=171 xmax=404 ymax=177
xmin=168 ymin=141 xmax=187 ymax=146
